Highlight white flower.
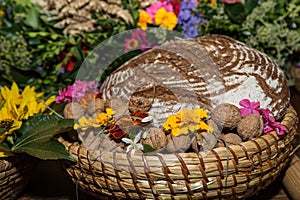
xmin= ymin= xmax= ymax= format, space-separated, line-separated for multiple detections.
xmin=122 ymin=132 xmax=144 ymax=156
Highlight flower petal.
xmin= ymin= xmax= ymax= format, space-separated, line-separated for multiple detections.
xmin=239 ymin=99 xmax=250 ymax=107
xmin=122 ymin=138 xmax=133 ymax=144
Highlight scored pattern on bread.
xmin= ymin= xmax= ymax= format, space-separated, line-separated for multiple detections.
xmin=100 ymin=34 xmax=289 ymax=127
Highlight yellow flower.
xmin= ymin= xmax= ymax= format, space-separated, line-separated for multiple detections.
xmin=137 ymin=10 xmax=152 ymax=30
xmin=73 ymin=116 xmax=100 ymax=131
xmin=97 ymin=108 xmax=115 ymax=126
xmin=0 ymin=82 xmax=55 ymax=143
xmin=0 ymin=10 xmax=5 ymax=16
xmin=155 ymin=8 xmax=178 ymax=30
xmin=163 ymin=108 xmax=213 ymax=137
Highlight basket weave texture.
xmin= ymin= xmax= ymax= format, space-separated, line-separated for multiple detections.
xmin=59 ymin=106 xmax=298 ymax=200
xmin=0 ymin=155 xmax=34 ymax=200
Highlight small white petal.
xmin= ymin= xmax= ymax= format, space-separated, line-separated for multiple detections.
xmin=134 ymin=132 xmax=142 ymax=144
xmin=141 ymin=116 xmax=153 ymax=123
xmin=122 ymin=138 xmax=133 ymax=144
xmin=126 ymin=145 xmax=132 ymax=153
xmin=130 ymin=149 xmax=136 ymax=156
xmin=136 ymin=143 xmax=144 ymax=151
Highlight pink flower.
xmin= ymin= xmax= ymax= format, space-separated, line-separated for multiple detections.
xmin=55 ymin=80 xmax=99 ymax=103
xmin=259 ymin=108 xmax=287 ymax=135
xmin=124 ymin=30 xmax=156 ymax=53
xmin=55 ymin=86 xmax=73 ymax=103
xmin=146 ymin=1 xmax=174 ymax=23
xmin=239 ymin=99 xmax=260 ymax=117
xmin=239 ymin=99 xmax=287 ymax=136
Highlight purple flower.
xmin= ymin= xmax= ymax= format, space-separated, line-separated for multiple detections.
xmin=239 ymin=99 xmax=260 ymax=117
xmin=184 ymin=25 xmax=199 ymax=38
xmin=180 ymin=1 xmax=197 ymax=10
xmin=179 ymin=9 xmax=192 ymax=22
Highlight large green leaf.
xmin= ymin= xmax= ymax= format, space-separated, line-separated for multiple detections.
xmin=24 ymin=6 xmax=40 ymax=29
xmin=11 ymin=115 xmax=74 ymax=160
xmin=14 ymin=138 xmax=75 ymax=161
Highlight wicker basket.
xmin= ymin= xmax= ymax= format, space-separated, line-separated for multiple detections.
xmin=59 ymin=105 xmax=298 ymax=200
xmin=0 ymin=155 xmax=34 ymax=200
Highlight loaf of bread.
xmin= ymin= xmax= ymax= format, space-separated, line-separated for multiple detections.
xmin=100 ymin=34 xmax=290 ymax=127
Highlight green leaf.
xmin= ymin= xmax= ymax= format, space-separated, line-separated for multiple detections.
xmin=28 ymin=32 xmax=38 ymax=37
xmin=50 ymin=34 xmax=59 ymax=40
xmin=15 ymin=138 xmax=75 ymax=161
xmin=143 ymin=144 xmax=155 ymax=153
xmin=70 ymin=46 xmax=82 ymax=59
xmin=244 ymin=0 xmax=259 ymax=15
xmin=0 ymin=143 xmax=11 ymax=152
xmin=11 ymin=115 xmax=74 ymax=160
xmin=24 ymin=6 xmax=40 ymax=29
xmin=38 ymin=32 xmax=50 ymax=37
xmin=224 ymin=3 xmax=246 ymax=24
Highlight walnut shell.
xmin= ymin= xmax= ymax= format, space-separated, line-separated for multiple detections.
xmin=211 ymin=103 xmax=241 ymax=130
xmin=237 ymin=114 xmax=264 ymax=141
xmin=87 ymin=98 xmax=106 ymax=117
xmin=105 ymin=99 xmax=128 ymax=118
xmin=194 ymin=131 xmax=218 ymax=153
xmin=159 ymin=134 xmax=192 ymax=154
xmin=216 ymin=133 xmax=242 ymax=147
xmin=140 ymin=127 xmax=167 ymax=150
xmin=63 ymin=102 xmax=85 ymax=119
xmin=207 ymin=119 xmax=221 ymax=135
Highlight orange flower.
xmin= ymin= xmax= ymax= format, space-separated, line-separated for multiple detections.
xmin=137 ymin=10 xmax=152 ymax=30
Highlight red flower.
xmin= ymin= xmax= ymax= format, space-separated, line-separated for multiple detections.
xmin=130 ymin=110 xmax=149 ymax=125
xmin=170 ymin=0 xmax=181 ymax=16
xmin=109 ymin=116 xmax=133 ymax=139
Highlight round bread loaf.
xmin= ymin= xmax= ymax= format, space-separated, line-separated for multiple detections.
xmin=100 ymin=34 xmax=290 ymax=127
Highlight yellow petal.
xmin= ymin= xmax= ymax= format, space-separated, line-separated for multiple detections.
xmin=0 ymin=151 xmax=14 ymax=157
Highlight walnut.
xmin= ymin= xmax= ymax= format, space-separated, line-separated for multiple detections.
xmin=211 ymin=103 xmax=241 ymax=130
xmin=79 ymin=129 xmax=124 ymax=153
xmin=192 ymin=131 xmax=218 ymax=152
xmin=63 ymin=102 xmax=84 ymax=119
xmin=140 ymin=127 xmax=167 ymax=150
xmin=159 ymin=134 xmax=193 ymax=154
xmin=105 ymin=99 xmax=128 ymax=118
xmin=207 ymin=119 xmax=221 ymax=135
xmin=87 ymin=98 xmax=105 ymax=117
xmin=216 ymin=133 xmax=242 ymax=147
xmin=237 ymin=114 xmax=264 ymax=141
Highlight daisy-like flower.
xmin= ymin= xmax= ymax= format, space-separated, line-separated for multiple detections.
xmin=0 ymin=82 xmax=55 ymax=142
xmin=122 ymin=132 xmax=144 ymax=156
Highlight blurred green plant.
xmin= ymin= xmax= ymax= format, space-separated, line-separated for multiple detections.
xmin=0 ymin=0 xmax=139 ymax=95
